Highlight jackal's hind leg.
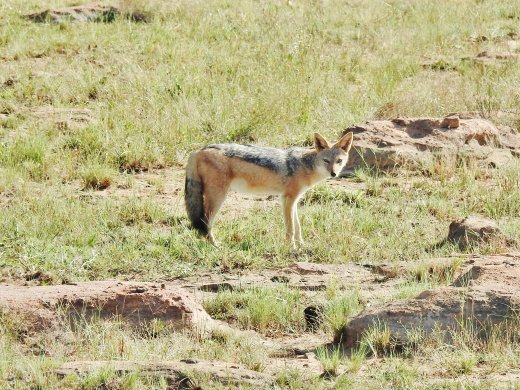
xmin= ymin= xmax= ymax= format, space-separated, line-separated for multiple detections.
xmin=204 ymin=186 xmax=229 ymax=247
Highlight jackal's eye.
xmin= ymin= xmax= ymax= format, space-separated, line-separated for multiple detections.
xmin=323 ymin=158 xmax=330 ymax=164
xmin=337 ymin=159 xmax=343 ymax=164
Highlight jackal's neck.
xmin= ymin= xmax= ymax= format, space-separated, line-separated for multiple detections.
xmin=300 ymin=150 xmax=318 ymax=170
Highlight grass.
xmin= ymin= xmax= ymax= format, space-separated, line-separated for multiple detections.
xmin=80 ymin=162 xmax=114 ymax=190
xmin=316 ymin=344 xmax=343 ymax=378
xmin=203 ymin=286 xmax=306 ymax=335
xmin=1 ymin=0 xmax=520 ymax=388
xmin=323 ymin=287 xmax=363 ymax=337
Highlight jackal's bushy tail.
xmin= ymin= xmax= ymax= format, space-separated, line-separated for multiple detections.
xmin=185 ymin=152 xmax=208 ymax=235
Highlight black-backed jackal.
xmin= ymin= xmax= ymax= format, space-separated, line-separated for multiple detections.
xmin=185 ymin=132 xmax=354 ymax=247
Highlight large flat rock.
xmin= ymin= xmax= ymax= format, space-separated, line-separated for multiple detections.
xmin=338 ymin=254 xmax=520 ymax=347
xmin=342 ymin=115 xmax=520 ymax=173
xmin=180 ymin=261 xmax=375 ymax=293
xmin=0 ymin=281 xmax=219 ymax=333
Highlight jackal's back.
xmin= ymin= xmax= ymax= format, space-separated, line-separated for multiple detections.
xmin=203 ymin=143 xmax=316 ymax=177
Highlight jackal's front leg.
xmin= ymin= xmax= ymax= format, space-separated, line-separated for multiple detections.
xmin=293 ymin=206 xmax=304 ymax=247
xmin=282 ymin=195 xmax=297 ymax=248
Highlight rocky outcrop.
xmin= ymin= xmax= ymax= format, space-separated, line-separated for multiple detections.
xmin=337 ymin=254 xmax=520 ymax=347
xmin=0 ymin=281 xmax=220 ymax=333
xmin=341 ymin=115 xmax=520 ymax=173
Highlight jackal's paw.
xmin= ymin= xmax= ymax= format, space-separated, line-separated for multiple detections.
xmin=287 ymin=240 xmax=297 ymax=250
xmin=207 ymin=235 xmax=221 ymax=248
xmin=296 ymin=239 xmax=305 ymax=248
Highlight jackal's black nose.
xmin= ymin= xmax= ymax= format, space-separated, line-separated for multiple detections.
xmin=331 ymin=172 xmax=336 ymax=177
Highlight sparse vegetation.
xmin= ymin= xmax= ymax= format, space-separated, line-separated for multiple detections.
xmin=80 ymin=162 xmax=114 ymax=190
xmin=324 ymin=289 xmax=363 ymax=337
xmin=316 ymin=344 xmax=344 ymax=378
xmin=360 ymin=321 xmax=394 ymax=357
xmin=204 ymin=286 xmax=306 ymax=334
xmin=1 ymin=0 xmax=520 ymax=388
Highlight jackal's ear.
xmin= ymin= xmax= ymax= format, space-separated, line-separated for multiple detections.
xmin=334 ymin=132 xmax=354 ymax=152
xmin=314 ymin=133 xmax=330 ymax=151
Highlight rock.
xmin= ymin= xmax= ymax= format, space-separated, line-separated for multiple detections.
xmin=446 ymin=111 xmax=518 ymax=121
xmin=475 ymin=51 xmax=519 ymax=63
xmin=28 ymin=107 xmax=94 ymax=130
xmin=288 ymin=262 xmax=329 ymax=275
xmin=55 ymin=360 xmax=273 ymax=388
xmin=199 ymin=282 xmax=234 ymax=292
xmin=286 ymin=262 xmax=364 ymax=276
xmin=452 ymin=253 xmax=520 ymax=287
xmin=485 ymin=149 xmax=517 ymax=168
xmin=341 ymin=116 xmax=520 ymax=173
xmin=25 ymin=4 xmax=120 ymax=23
xmin=337 ymin=254 xmax=520 ymax=347
xmin=440 ymin=115 xmax=460 ymax=129
xmin=183 ymin=262 xmax=374 ymax=295
xmin=448 ymin=216 xmax=503 ymax=249
xmin=0 ymin=281 xmax=222 ymax=334
xmin=24 ymin=3 xmax=149 ymax=24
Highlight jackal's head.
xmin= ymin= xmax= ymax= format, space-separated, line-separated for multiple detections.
xmin=314 ymin=132 xmax=354 ymax=178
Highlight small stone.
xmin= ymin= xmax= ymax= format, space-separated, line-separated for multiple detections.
xmin=288 ymin=262 xmax=328 ymax=275
xmin=440 ymin=115 xmax=460 ymax=129
xmin=448 ymin=216 xmax=503 ymax=249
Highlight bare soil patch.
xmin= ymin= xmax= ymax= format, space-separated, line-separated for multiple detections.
xmin=3 ymin=249 xmax=519 ymax=386
xmin=0 ymin=258 xmax=410 ymax=385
